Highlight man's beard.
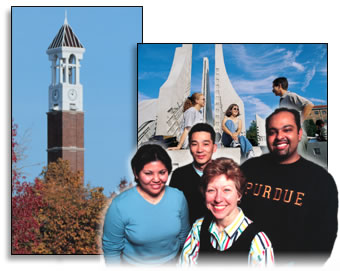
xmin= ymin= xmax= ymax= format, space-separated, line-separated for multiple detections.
xmin=271 ymin=150 xmax=291 ymax=163
xmin=270 ymin=139 xmax=293 ymax=162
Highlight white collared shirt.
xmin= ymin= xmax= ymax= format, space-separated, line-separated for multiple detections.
xmin=180 ymin=208 xmax=274 ymax=267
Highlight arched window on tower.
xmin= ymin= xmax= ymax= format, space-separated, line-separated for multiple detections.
xmin=61 ymin=58 xmax=66 ymax=83
xmin=52 ymin=55 xmax=58 ymax=85
xmin=68 ymin=54 xmax=76 ymax=85
xmin=55 ymin=56 xmax=61 ymax=84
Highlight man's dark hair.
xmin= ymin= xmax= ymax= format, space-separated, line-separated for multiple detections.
xmin=265 ymin=107 xmax=301 ymax=132
xmin=131 ymin=144 xmax=172 ymax=184
xmin=273 ymin=77 xmax=288 ymax=90
xmin=188 ymin=123 xmax=216 ymax=143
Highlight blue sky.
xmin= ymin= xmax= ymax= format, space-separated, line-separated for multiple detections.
xmin=138 ymin=44 xmax=327 ymax=129
xmin=12 ymin=7 xmax=142 ymax=196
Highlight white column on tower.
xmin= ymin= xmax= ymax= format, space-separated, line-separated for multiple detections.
xmin=214 ymin=44 xmax=245 ymax=136
xmin=76 ymin=58 xmax=80 ymax=84
xmin=51 ymin=58 xmax=56 ymax=86
xmin=65 ymin=57 xmax=69 ymax=84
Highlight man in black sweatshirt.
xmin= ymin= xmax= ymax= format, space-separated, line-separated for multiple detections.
xmin=169 ymin=123 xmax=217 ymax=226
xmin=240 ymin=108 xmax=338 ymax=266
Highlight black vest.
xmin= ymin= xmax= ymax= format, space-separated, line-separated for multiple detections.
xmin=198 ymin=212 xmax=261 ymax=265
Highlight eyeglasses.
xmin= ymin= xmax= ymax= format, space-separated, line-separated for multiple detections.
xmin=233 ymin=108 xmax=239 ymax=111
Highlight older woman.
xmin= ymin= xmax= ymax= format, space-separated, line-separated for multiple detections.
xmin=102 ymin=144 xmax=190 ymax=265
xmin=180 ymin=158 xmax=274 ymax=266
xmin=222 ymin=104 xmax=254 ymax=159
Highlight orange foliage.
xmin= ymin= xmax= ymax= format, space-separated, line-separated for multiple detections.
xmin=33 ymin=159 xmax=108 ymax=254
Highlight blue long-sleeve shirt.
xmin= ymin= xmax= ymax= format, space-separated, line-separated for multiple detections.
xmin=102 ymin=186 xmax=190 ymax=265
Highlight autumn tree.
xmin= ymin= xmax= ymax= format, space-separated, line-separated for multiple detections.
xmin=118 ymin=177 xmax=133 ymax=193
xmin=33 ymin=158 xmax=108 ymax=254
xmin=12 ymin=121 xmax=45 ymax=254
xmin=12 ymin=122 xmax=111 ymax=254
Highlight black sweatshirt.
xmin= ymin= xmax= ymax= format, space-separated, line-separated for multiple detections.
xmin=240 ymin=154 xmax=338 ymax=265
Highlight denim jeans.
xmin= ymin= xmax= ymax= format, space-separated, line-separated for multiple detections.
xmin=222 ymin=119 xmax=253 ymax=157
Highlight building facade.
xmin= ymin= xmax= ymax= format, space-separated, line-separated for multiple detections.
xmin=46 ymin=17 xmax=85 ymax=174
xmin=306 ymin=105 xmax=328 ymax=123
xmin=214 ymin=44 xmax=245 ymax=138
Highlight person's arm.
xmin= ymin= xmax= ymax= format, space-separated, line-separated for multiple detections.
xmin=221 ymin=116 xmax=232 ymax=135
xmin=178 ymin=193 xmax=191 ymax=249
xmin=235 ymin=118 xmax=242 ymax=136
xmin=222 ymin=117 xmax=238 ymax=141
xmin=168 ymin=127 xmax=189 ymax=150
xmin=249 ymin=232 xmax=274 ymax=267
xmin=169 ymin=108 xmax=197 ymax=150
xmin=302 ymin=103 xmax=314 ymax=122
xmin=287 ymin=93 xmax=314 ymax=122
xmin=310 ymin=172 xmax=338 ymax=260
xmin=222 ymin=117 xmax=235 ymax=140
xmin=179 ymin=219 xmax=202 ymax=266
xmin=102 ymin=200 xmax=125 ymax=264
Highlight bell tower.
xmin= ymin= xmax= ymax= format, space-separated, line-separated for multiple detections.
xmin=46 ymin=15 xmax=85 ymax=174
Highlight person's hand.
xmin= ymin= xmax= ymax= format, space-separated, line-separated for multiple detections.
xmin=232 ymin=133 xmax=238 ymax=141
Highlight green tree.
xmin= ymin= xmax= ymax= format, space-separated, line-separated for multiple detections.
xmin=303 ymin=119 xmax=317 ymax=137
xmin=246 ymin=120 xmax=258 ymax=146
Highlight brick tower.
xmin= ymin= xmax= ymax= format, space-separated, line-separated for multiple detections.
xmin=46 ymin=16 xmax=85 ymax=174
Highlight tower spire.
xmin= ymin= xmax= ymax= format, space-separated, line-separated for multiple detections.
xmin=64 ymin=10 xmax=68 ymax=25
xmin=46 ymin=16 xmax=85 ymax=176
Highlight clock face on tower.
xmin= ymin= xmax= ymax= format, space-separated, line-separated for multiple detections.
xmin=52 ymin=89 xmax=59 ymax=101
xmin=68 ymin=89 xmax=77 ymax=101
